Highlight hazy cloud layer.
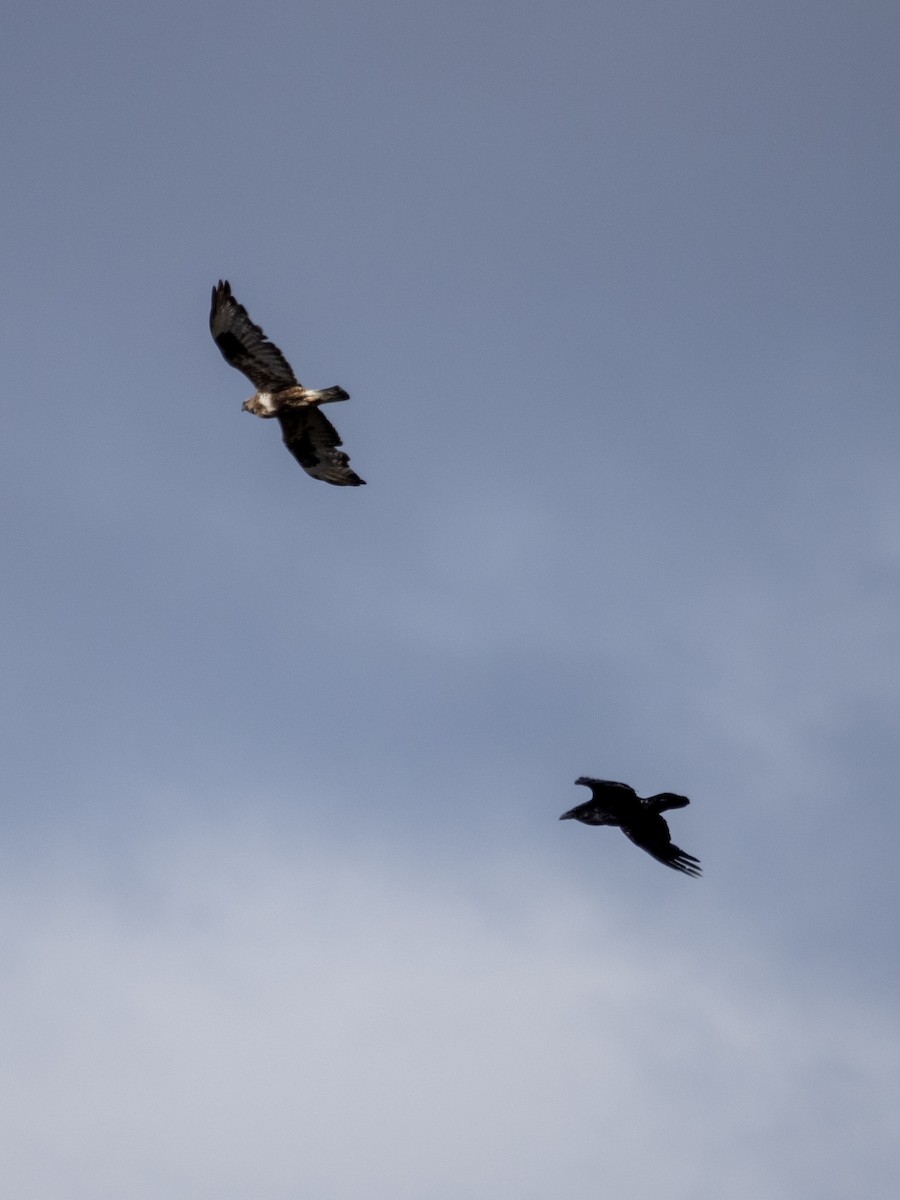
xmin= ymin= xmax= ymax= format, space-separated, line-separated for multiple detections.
xmin=4 ymin=833 xmax=897 ymax=1200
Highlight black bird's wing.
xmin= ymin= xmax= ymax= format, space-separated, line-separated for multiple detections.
xmin=277 ymin=407 xmax=365 ymax=486
xmin=576 ymin=779 xmax=638 ymax=800
xmin=573 ymin=778 xmax=641 ymax=822
xmin=622 ymin=813 xmax=701 ymax=877
xmin=210 ymin=280 xmax=299 ymax=392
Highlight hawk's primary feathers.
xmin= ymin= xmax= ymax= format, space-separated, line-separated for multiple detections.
xmin=210 ymin=280 xmax=365 ymax=486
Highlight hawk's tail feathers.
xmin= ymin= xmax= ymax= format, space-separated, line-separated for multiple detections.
xmin=308 ymin=385 xmax=350 ymax=405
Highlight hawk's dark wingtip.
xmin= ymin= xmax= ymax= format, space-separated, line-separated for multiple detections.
xmin=210 ymin=279 xmax=229 ymax=323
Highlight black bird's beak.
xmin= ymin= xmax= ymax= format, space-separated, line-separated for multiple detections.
xmin=559 ymin=808 xmax=576 ymax=820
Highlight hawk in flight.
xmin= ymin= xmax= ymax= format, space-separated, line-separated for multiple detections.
xmin=560 ymin=778 xmax=701 ymax=876
xmin=210 ymin=280 xmax=365 ymax=486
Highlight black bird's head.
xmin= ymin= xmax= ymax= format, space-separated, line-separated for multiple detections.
xmin=562 ymin=778 xmax=596 ymax=821
xmin=560 ymin=802 xmax=600 ymax=824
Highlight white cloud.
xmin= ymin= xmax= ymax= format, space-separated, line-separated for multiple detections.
xmin=2 ymin=828 xmax=896 ymax=1200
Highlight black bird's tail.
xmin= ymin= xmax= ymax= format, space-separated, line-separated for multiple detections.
xmin=646 ymin=792 xmax=690 ymax=813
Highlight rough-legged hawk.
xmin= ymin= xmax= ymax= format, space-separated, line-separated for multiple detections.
xmin=560 ymin=778 xmax=701 ymax=876
xmin=210 ymin=280 xmax=365 ymax=486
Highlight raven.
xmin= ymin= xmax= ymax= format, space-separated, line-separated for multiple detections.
xmin=560 ymin=778 xmax=701 ymax=877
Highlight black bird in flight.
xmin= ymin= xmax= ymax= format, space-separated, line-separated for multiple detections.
xmin=560 ymin=778 xmax=701 ymax=877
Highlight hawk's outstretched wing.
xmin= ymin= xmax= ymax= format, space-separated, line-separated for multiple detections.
xmin=278 ymin=407 xmax=366 ymax=487
xmin=622 ymin=814 xmax=702 ymax=877
xmin=210 ymin=280 xmax=298 ymax=392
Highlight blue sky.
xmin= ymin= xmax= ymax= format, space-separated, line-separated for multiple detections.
xmin=2 ymin=2 xmax=899 ymax=1197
